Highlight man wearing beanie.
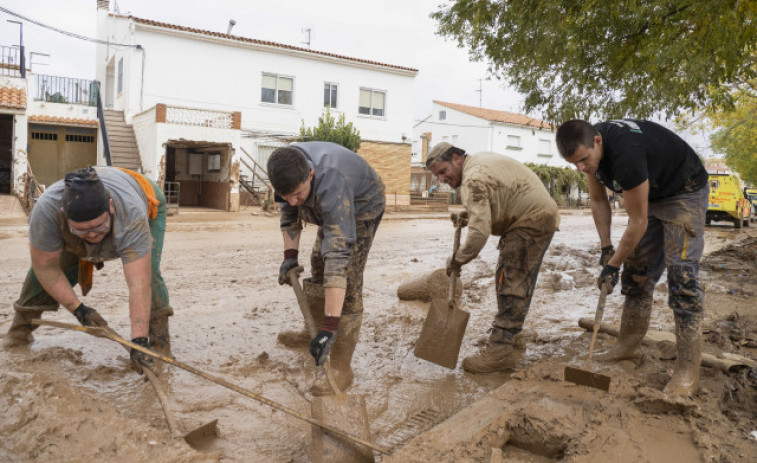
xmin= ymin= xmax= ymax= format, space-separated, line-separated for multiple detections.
xmin=267 ymin=142 xmax=385 ymax=395
xmin=4 ymin=166 xmax=172 ymax=375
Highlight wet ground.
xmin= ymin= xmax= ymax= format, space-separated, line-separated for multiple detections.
xmin=1 ymin=208 xmax=755 ymax=462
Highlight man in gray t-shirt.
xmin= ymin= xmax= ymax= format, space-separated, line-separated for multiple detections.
xmin=4 ymin=167 xmax=172 ymax=374
xmin=268 ymin=142 xmax=385 ymax=396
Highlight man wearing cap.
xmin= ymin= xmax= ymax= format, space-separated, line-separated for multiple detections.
xmin=556 ymin=119 xmax=709 ymax=397
xmin=4 ymin=166 xmax=172 ymax=373
xmin=267 ymin=142 xmax=385 ymax=395
xmin=426 ymin=142 xmax=560 ymax=373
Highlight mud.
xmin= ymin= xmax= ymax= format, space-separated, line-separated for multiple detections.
xmin=1 ymin=210 xmax=756 ymax=462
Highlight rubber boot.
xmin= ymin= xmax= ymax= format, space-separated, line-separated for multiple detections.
xmin=663 ymin=314 xmax=702 ymax=397
xmin=311 ymin=313 xmax=362 ymax=396
xmin=4 ymin=303 xmax=57 ymax=348
xmin=595 ymin=295 xmax=652 ymax=362
xmin=149 ymin=306 xmax=173 ymax=357
xmin=278 ymin=278 xmax=325 ymax=348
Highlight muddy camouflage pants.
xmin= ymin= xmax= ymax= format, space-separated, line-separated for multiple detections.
xmin=14 ymin=178 xmax=170 ymax=317
xmin=621 ymin=186 xmax=709 ymax=323
xmin=493 ymin=228 xmax=554 ymax=342
xmin=310 ymin=212 xmax=383 ymax=315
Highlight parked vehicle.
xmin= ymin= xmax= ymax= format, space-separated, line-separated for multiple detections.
xmin=706 ymin=174 xmax=751 ymax=228
xmin=745 ymin=187 xmax=757 ymax=222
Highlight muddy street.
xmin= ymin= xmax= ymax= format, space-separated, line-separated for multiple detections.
xmin=1 ymin=209 xmax=756 ymax=462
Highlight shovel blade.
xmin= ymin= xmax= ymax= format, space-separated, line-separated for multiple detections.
xmin=183 ymin=419 xmax=219 ymax=451
xmin=414 ymin=297 xmax=470 ymax=369
xmin=312 ymin=394 xmax=374 ymax=463
xmin=564 ymin=366 xmax=611 ymax=392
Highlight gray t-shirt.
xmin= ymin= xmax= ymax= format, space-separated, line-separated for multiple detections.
xmin=29 ymin=167 xmax=152 ymax=264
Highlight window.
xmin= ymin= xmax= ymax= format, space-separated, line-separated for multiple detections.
xmin=31 ymin=131 xmax=57 ymax=141
xmin=324 ymin=82 xmax=338 ymax=109
xmin=261 ymin=73 xmax=294 ymax=105
xmin=65 ymin=134 xmax=95 ymax=143
xmin=537 ymin=139 xmax=553 ymax=157
xmin=208 ymin=153 xmax=221 ymax=172
xmin=358 ymin=88 xmax=386 ymax=117
xmin=439 ymin=110 xmax=446 ymax=121
xmin=506 ymin=135 xmax=521 ymax=150
xmin=117 ymin=57 xmax=124 ymax=94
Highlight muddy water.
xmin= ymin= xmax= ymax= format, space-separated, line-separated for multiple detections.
xmin=1 ymin=210 xmax=756 ymax=462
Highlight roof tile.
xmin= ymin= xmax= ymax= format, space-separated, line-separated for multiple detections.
xmin=28 ymin=115 xmax=98 ymax=127
xmin=0 ymin=86 xmax=27 ymax=110
xmin=434 ymin=100 xmax=553 ymax=129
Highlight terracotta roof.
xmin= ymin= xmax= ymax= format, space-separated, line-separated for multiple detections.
xmin=434 ymin=101 xmax=553 ymax=129
xmin=0 ymin=86 xmax=26 ymax=110
xmin=120 ymin=14 xmax=418 ymax=73
xmin=29 ymin=115 xmax=98 ymax=127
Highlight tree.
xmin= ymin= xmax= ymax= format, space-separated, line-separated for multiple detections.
xmin=432 ymin=1 xmax=757 ymax=122
xmin=709 ymin=91 xmax=757 ymax=184
xmin=300 ymin=110 xmax=362 ymax=152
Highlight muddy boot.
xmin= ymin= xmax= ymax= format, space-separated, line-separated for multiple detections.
xmin=595 ymin=295 xmax=652 ymax=362
xmin=311 ymin=313 xmax=361 ymax=396
xmin=462 ymin=340 xmax=516 ymax=373
xmin=4 ymin=303 xmax=56 ymax=348
xmin=663 ymin=314 xmax=702 ymax=397
xmin=149 ymin=307 xmax=173 ymax=357
xmin=278 ymin=278 xmax=325 ymax=348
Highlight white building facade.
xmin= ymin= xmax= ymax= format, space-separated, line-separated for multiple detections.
xmin=95 ymin=1 xmax=417 ymax=210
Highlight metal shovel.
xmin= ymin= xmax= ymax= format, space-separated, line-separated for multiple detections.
xmin=564 ymin=284 xmax=613 ymax=391
xmin=414 ymin=211 xmax=470 ymax=369
xmin=287 ymin=266 xmax=374 ymax=463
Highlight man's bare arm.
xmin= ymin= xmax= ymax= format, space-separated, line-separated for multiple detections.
xmin=587 ymin=173 xmax=612 ymax=247
xmin=608 ymin=180 xmax=649 ymax=268
xmin=123 ymin=253 xmax=151 ymax=339
xmin=30 ymin=245 xmax=80 ymax=312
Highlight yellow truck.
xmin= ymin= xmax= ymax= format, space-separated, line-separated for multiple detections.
xmin=706 ymin=174 xmax=752 ymax=228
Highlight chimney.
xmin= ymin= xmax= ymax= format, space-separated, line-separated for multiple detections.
xmin=421 ymin=132 xmax=432 ymax=164
xmin=227 ymin=19 xmax=236 ymax=34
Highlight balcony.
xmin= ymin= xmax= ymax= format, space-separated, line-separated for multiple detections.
xmin=33 ymin=74 xmax=98 ymax=107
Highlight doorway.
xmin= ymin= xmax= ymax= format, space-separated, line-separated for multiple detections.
xmin=0 ymin=114 xmax=14 ymax=194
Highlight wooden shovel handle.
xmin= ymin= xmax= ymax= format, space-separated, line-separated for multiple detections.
xmin=448 ymin=211 xmax=468 ymax=306
xmin=287 ymin=266 xmax=344 ymax=396
xmin=587 ymin=283 xmax=610 ymax=368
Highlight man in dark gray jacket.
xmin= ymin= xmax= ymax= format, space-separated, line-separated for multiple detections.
xmin=268 ymin=142 xmax=384 ymax=395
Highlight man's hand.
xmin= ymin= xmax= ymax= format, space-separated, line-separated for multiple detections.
xmin=599 ymin=245 xmax=615 ymax=267
xmin=278 ymin=249 xmax=299 ymax=286
xmin=446 ymin=253 xmax=462 ymax=277
xmin=310 ymin=330 xmax=336 ymax=366
xmin=73 ymin=303 xmax=109 ymax=327
xmin=597 ymin=264 xmax=620 ymax=293
xmin=129 ymin=337 xmax=154 ymax=374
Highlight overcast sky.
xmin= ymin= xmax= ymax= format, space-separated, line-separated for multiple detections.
xmin=0 ymin=0 xmax=713 ymax=154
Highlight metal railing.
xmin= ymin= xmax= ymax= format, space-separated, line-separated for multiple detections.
xmin=0 ymin=45 xmax=24 ymax=77
xmin=93 ymin=81 xmax=112 ymax=166
xmin=165 ymin=105 xmax=234 ymax=128
xmin=33 ymin=74 xmax=98 ymax=106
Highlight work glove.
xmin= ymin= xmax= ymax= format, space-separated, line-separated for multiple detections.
xmin=597 ymin=264 xmax=620 ymax=293
xmin=446 ymin=253 xmax=463 ymax=277
xmin=278 ymin=249 xmax=299 ymax=286
xmin=129 ymin=337 xmax=154 ymax=374
xmin=73 ymin=303 xmax=109 ymax=328
xmin=599 ymin=245 xmax=615 ymax=267
xmin=310 ymin=315 xmax=340 ymax=366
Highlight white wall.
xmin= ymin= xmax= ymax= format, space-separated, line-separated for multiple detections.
xmin=413 ymin=102 xmax=569 ymax=167
xmin=97 ymin=15 xmax=416 ymax=145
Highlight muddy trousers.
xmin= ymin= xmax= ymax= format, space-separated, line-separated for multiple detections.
xmin=492 ymin=228 xmax=554 ymax=343
xmin=8 ymin=178 xmax=172 ymax=344
xmin=309 ymin=212 xmax=383 ymax=316
xmin=620 ymin=186 xmax=708 ymax=336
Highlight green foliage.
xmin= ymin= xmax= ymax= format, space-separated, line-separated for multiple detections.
xmin=300 ymin=110 xmax=362 ymax=152
xmin=525 ymin=162 xmax=587 ymax=203
xmin=432 ymin=1 xmax=757 ymax=122
xmin=709 ymin=91 xmax=757 ymax=185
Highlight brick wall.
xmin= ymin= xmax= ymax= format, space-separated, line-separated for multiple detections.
xmin=357 ymin=140 xmax=411 ymax=205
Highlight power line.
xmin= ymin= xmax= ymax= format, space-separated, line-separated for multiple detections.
xmin=0 ymin=5 xmax=139 ymax=48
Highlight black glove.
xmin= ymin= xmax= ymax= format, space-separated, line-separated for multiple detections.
xmin=446 ymin=253 xmax=463 ymax=277
xmin=130 ymin=337 xmax=154 ymax=374
xmin=278 ymin=249 xmax=299 ymax=286
xmin=599 ymin=245 xmax=615 ymax=267
xmin=73 ymin=303 xmax=109 ymax=328
xmin=597 ymin=264 xmax=620 ymax=293
xmin=310 ymin=330 xmax=337 ymax=366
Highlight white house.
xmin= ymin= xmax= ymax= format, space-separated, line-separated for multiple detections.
xmin=413 ymin=101 xmax=567 ymax=168
xmin=94 ymin=1 xmax=418 ymax=210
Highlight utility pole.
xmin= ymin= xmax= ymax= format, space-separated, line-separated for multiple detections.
xmin=7 ymin=20 xmax=25 ymax=77
xmin=302 ymin=28 xmax=311 ymax=49
xmin=475 ymin=78 xmax=483 ymax=107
